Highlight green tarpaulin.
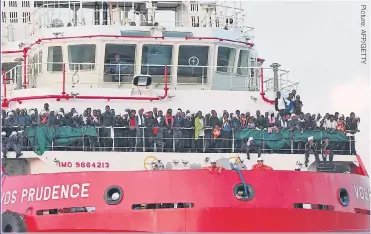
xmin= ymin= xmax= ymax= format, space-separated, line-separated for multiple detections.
xmin=235 ymin=129 xmax=348 ymax=150
xmin=25 ymin=126 xmax=348 ymax=155
xmin=26 ymin=126 xmax=98 ymax=155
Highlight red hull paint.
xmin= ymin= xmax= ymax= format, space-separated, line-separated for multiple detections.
xmin=2 ymin=170 xmax=370 ymax=232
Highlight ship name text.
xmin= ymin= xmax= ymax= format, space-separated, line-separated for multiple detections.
xmin=1 ymin=183 xmax=90 ymax=205
xmin=353 ymin=185 xmax=370 ymax=201
xmin=58 ymin=161 xmax=110 ymax=169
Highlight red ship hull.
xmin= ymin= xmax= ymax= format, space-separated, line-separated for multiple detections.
xmin=2 ymin=170 xmax=370 ymax=232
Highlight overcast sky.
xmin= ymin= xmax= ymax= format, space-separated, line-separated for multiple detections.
xmin=240 ymin=1 xmax=370 ymax=170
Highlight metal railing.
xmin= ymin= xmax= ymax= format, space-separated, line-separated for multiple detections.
xmin=2 ymin=62 xmax=297 ymax=93
xmin=24 ymin=2 xmax=255 ymax=41
xmin=1 ymin=126 xmax=357 ymax=155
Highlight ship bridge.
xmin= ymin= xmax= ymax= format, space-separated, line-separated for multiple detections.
xmin=1 ymin=1 xmax=298 ymax=113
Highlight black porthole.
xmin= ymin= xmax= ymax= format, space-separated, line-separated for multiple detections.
xmin=104 ymin=186 xmax=123 ymax=205
xmin=233 ymin=183 xmax=255 ymax=201
xmin=338 ymin=188 xmax=350 ymax=206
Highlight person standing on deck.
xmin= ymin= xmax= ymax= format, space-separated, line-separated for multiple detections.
xmin=274 ymin=92 xmax=286 ymax=118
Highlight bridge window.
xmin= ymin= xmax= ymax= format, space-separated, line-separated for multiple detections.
xmin=141 ymin=44 xmax=172 ymax=77
xmin=39 ymin=51 xmax=43 ymax=72
xmin=22 ymin=1 xmax=30 ymax=7
xmin=104 ymin=44 xmax=136 ymax=82
xmin=9 ymin=12 xmax=18 ymax=23
xmin=1 ymin=62 xmax=17 ymax=81
xmin=22 ymin=12 xmax=30 ymax=23
xmin=177 ymin=45 xmax=209 ymax=84
xmin=217 ymin=46 xmax=236 ymax=73
xmin=237 ymin=50 xmax=249 ymax=75
xmin=68 ymin=44 xmax=96 ymax=71
xmin=47 ymin=46 xmax=63 ymax=72
xmin=2 ymin=12 xmax=6 ymax=23
xmin=9 ymin=1 xmax=17 ymax=7
xmin=32 ymin=53 xmax=39 ymax=75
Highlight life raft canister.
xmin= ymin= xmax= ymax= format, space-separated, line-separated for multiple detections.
xmin=2 ymin=211 xmax=28 ymax=232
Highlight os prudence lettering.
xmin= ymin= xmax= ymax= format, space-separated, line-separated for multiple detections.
xmin=1 ymin=183 xmax=90 ymax=205
xmin=354 ymin=185 xmax=370 ymax=202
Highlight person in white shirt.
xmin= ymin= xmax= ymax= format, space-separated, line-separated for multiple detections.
xmin=324 ymin=115 xmax=337 ymax=130
xmin=274 ymin=92 xmax=287 ymax=118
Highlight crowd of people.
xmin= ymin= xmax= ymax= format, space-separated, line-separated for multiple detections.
xmin=1 ymin=90 xmax=360 ymax=160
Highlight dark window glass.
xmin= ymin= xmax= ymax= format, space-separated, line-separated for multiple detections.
xmin=217 ymin=46 xmax=236 ymax=73
xmin=104 ymin=44 xmax=136 ymax=82
xmin=237 ymin=50 xmax=249 ymax=75
xmin=141 ymin=44 xmax=172 ymax=76
xmin=177 ymin=45 xmax=209 ymax=84
xmin=47 ymin=46 xmax=63 ymax=72
xmin=68 ymin=44 xmax=96 ymax=70
xmin=1 ymin=62 xmax=17 ymax=81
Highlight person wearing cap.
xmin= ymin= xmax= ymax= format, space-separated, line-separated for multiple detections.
xmin=251 ymin=157 xmax=273 ymax=171
xmin=304 ymin=136 xmax=319 ymax=167
xmin=246 ymin=137 xmax=261 ymax=160
xmin=204 ymin=160 xmax=224 ymax=174
xmin=2 ymin=131 xmax=23 ymax=158
xmin=321 ymin=137 xmax=334 ymax=162
xmin=288 ymin=113 xmax=299 ymax=131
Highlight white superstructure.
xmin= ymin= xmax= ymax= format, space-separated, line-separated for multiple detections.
xmin=2 ymin=1 xmax=360 ymax=176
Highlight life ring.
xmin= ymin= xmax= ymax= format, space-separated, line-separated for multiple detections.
xmin=229 ymin=156 xmax=241 ymax=164
xmin=144 ymin=156 xmax=158 ymax=170
xmin=2 ymin=211 xmax=27 ymax=232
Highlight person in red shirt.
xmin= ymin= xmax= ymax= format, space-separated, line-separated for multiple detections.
xmin=204 ymin=160 xmax=224 ymax=174
xmin=251 ymin=157 xmax=273 ymax=171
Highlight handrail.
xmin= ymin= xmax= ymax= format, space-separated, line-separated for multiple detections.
xmin=1 ymin=126 xmax=358 ymax=157
xmin=2 ymin=70 xmax=7 ymax=99
xmin=1 ymin=62 xmax=298 ymax=107
xmin=185 ymin=36 xmax=254 ymax=47
xmin=1 ymin=33 xmax=266 ymax=94
xmin=260 ymin=67 xmax=275 ymax=104
xmin=2 ymin=50 xmax=23 ymax=54
xmin=1 ymin=65 xmax=169 ymax=108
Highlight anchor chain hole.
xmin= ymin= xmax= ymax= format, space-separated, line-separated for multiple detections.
xmin=233 ymin=183 xmax=255 ymax=201
xmin=338 ymin=188 xmax=349 ymax=206
xmin=104 ymin=186 xmax=123 ymax=205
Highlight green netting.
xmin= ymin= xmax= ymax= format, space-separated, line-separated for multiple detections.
xmin=235 ymin=129 xmax=348 ymax=150
xmin=26 ymin=126 xmax=98 ymax=155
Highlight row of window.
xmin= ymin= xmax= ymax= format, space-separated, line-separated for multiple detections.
xmin=3 ymin=1 xmax=30 ymax=8
xmin=45 ymin=44 xmax=250 ymax=77
xmin=1 ymin=11 xmax=31 ymax=23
